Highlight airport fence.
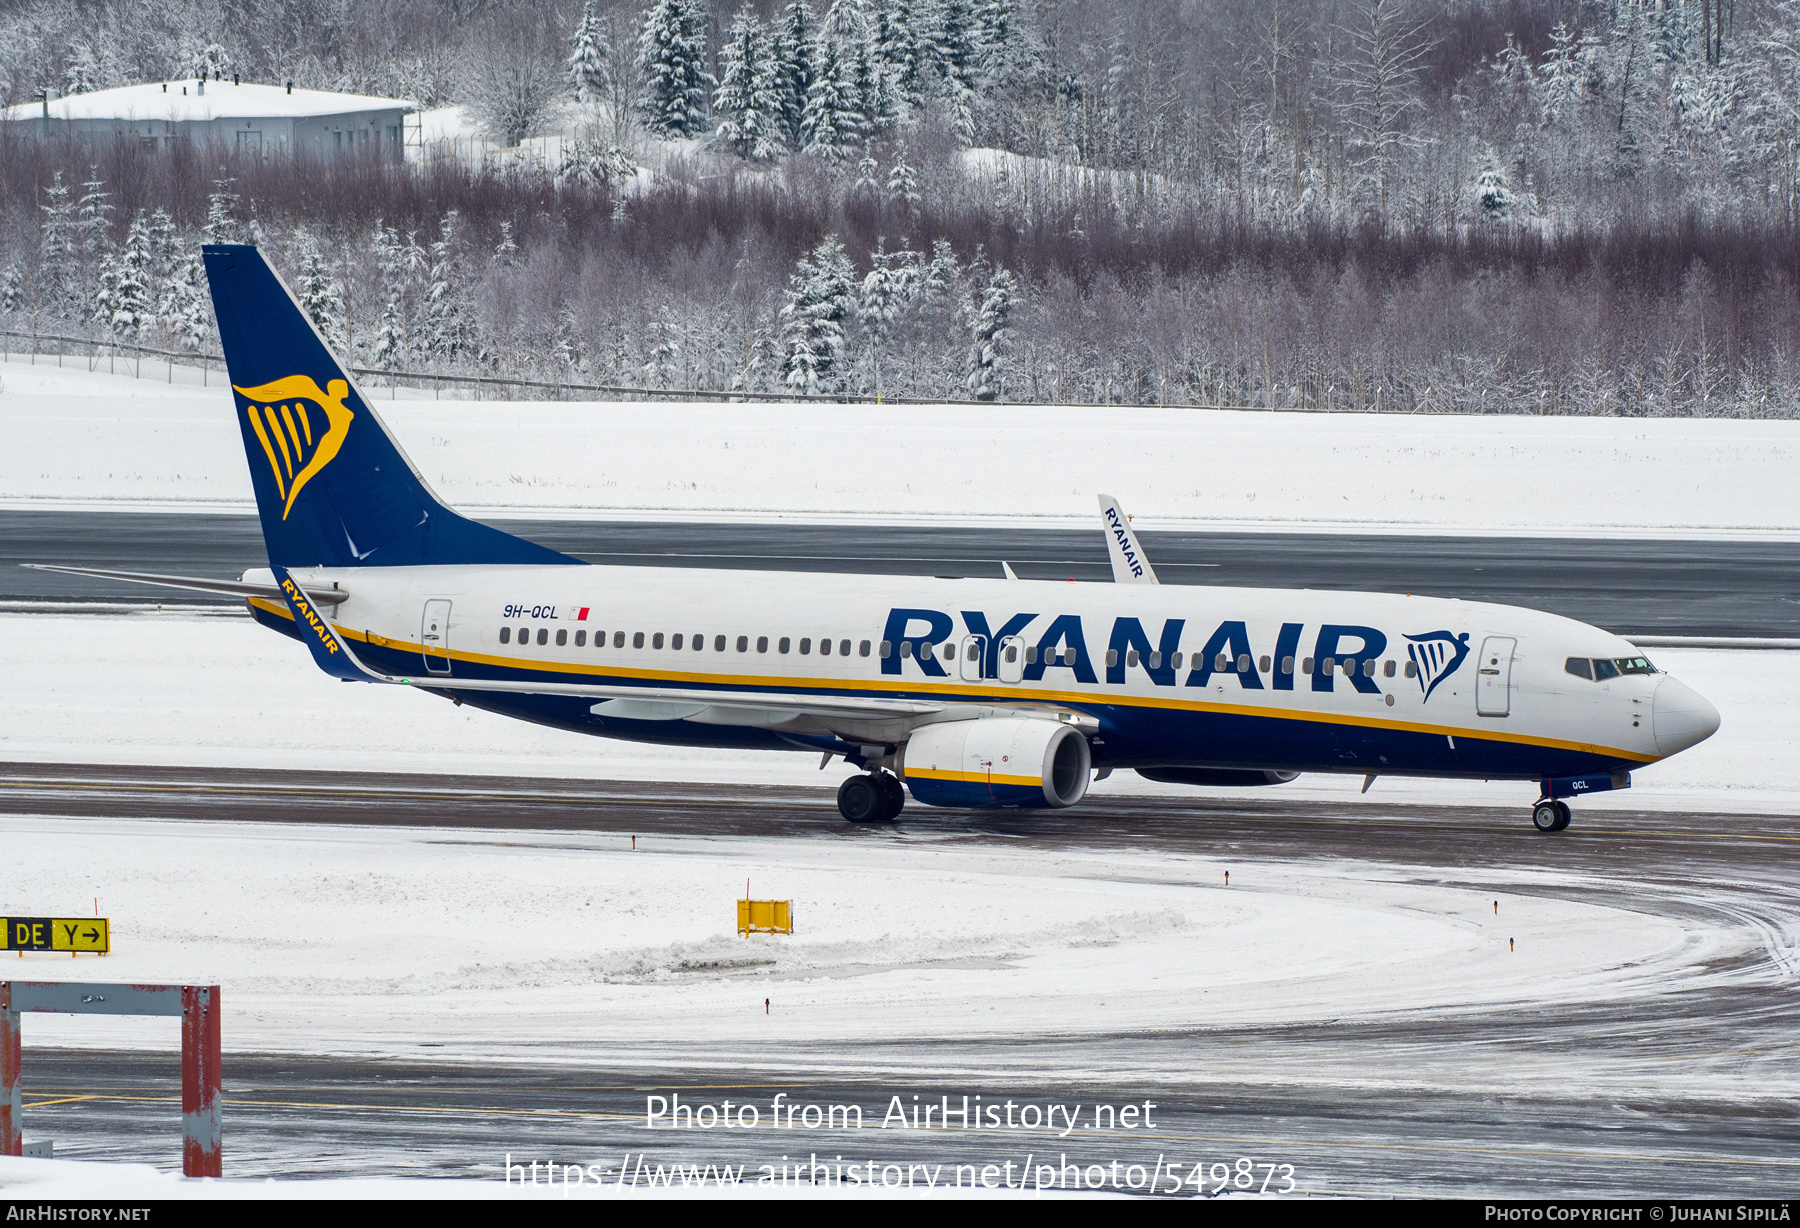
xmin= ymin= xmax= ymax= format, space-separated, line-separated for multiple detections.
xmin=0 ymin=324 xmax=1320 ymax=412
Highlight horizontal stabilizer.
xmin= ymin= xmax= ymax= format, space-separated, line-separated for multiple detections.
xmin=22 ymin=563 xmax=346 ymax=604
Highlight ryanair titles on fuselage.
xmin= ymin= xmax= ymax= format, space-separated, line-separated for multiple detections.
xmin=881 ymin=607 xmax=1464 ymax=700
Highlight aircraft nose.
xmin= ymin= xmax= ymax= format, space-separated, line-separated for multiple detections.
xmin=1652 ymin=676 xmax=1721 ymax=757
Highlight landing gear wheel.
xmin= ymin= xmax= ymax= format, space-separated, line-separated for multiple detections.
xmin=874 ymin=771 xmax=906 ymax=821
xmin=1532 ymin=799 xmax=1573 ymax=833
xmin=838 ymin=774 xmax=887 ymax=823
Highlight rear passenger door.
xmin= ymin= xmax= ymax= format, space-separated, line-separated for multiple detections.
xmin=422 ymin=600 xmax=452 ymax=674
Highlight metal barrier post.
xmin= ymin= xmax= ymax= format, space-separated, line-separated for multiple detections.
xmin=1 ymin=981 xmax=19 ymax=1157
xmin=2 ymin=981 xmax=221 ymax=1175
xmin=180 ymin=985 xmax=222 ymax=1177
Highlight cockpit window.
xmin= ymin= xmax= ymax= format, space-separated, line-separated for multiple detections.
xmin=1570 ymin=655 xmax=1658 ymax=682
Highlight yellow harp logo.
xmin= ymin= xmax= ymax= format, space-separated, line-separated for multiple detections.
xmin=233 ymin=376 xmax=355 ymax=520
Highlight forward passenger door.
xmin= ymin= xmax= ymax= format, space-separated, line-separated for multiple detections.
xmin=1476 ymin=635 xmax=1515 ymax=717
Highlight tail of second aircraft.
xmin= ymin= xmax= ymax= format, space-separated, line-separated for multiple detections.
xmin=202 ymin=244 xmax=576 ymax=569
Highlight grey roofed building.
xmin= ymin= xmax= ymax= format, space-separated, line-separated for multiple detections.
xmin=3 ymin=78 xmax=416 ymax=161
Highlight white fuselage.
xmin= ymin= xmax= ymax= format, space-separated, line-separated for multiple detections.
xmin=247 ymin=562 xmax=1715 ymax=783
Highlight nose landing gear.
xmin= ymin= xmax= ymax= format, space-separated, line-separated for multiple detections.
xmin=1531 ymin=798 xmax=1572 ymax=833
xmin=839 ymin=771 xmax=906 ymax=823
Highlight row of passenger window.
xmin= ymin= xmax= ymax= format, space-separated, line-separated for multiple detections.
xmin=500 ymin=625 xmax=877 ymax=656
xmin=495 ymin=624 xmax=1420 ymax=680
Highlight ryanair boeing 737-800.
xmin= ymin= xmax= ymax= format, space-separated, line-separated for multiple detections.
xmin=33 ymin=246 xmax=1721 ymax=831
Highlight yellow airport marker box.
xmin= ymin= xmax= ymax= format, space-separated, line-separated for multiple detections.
xmin=737 ymin=900 xmax=793 ymax=937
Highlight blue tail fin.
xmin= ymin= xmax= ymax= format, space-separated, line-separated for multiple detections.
xmin=202 ymin=243 xmax=578 ymax=569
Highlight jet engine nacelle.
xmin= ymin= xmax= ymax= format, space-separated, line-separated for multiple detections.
xmin=901 ymin=717 xmax=1092 ymax=809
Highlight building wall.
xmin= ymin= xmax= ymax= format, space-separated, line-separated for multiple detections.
xmin=31 ymin=108 xmax=407 ymax=162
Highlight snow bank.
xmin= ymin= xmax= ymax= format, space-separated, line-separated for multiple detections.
xmin=6 ymin=355 xmax=1800 ymax=537
xmin=0 ymin=611 xmax=1787 ymax=814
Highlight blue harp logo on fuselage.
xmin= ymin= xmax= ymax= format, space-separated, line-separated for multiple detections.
xmin=233 ymin=375 xmax=355 ymax=520
xmin=1405 ymin=630 xmax=1471 ymax=703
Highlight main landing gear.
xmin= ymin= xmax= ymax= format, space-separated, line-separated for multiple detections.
xmin=839 ymin=771 xmax=906 ymax=823
xmin=1531 ymin=798 xmax=1573 ymax=833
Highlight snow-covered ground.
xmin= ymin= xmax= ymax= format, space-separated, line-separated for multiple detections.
xmin=0 ymin=609 xmax=1785 ymax=814
xmin=0 ymin=810 xmax=1707 ymax=1058
xmin=5 ymin=355 xmax=1800 ymax=537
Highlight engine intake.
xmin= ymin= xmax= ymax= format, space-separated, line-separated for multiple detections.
xmin=902 ymin=717 xmax=1092 ymax=809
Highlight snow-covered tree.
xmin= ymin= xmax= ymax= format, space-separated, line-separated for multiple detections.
xmin=715 ymin=9 xmax=786 ymax=159
xmin=76 ymin=174 xmax=112 ymax=245
xmin=294 ymin=231 xmax=346 ymax=350
xmin=857 ymin=240 xmax=919 ymax=397
xmin=38 ymin=172 xmax=76 ymax=313
xmin=204 ymin=179 xmax=239 ymax=244
xmin=779 ymin=234 xmax=856 ymax=392
xmin=423 ymin=212 xmax=467 ymax=361
xmin=371 ymin=293 xmax=406 ymax=370
xmin=550 ymin=308 xmax=585 ymax=376
xmin=642 ymin=306 xmax=681 ymax=387
xmin=159 ymin=252 xmax=211 ymax=352
xmin=873 ymin=0 xmax=923 ymax=116
xmin=1537 ymin=23 xmax=1602 ymax=127
xmin=929 ymin=0 xmax=980 ymax=143
xmin=967 ymin=265 xmax=1016 ymax=400
xmin=801 ymin=37 xmax=862 ymax=158
xmin=558 ymin=138 xmax=639 ymax=186
xmin=493 ymin=222 xmax=519 ymax=266
xmin=465 ymin=21 xmax=562 ymax=147
xmin=101 ymin=210 xmax=155 ymax=338
xmin=1331 ymin=0 xmax=1432 ymax=221
xmin=853 ymin=154 xmax=880 ymax=198
xmin=850 ymin=38 xmax=893 ymax=139
xmin=64 ymin=43 xmax=100 ymax=94
xmin=637 ymin=0 xmax=713 ymax=139
xmin=368 ymin=222 xmax=409 ymax=370
xmin=184 ymin=43 xmax=232 ymax=79
xmin=147 ymin=208 xmax=179 ymax=285
xmin=0 ymin=265 xmax=21 ymax=315
xmin=886 ymin=149 xmax=921 ymax=217
xmin=1474 ymin=148 xmax=1515 ymax=221
xmin=568 ymin=1 xmax=611 ymax=103
xmin=773 ymin=0 xmax=815 ymax=149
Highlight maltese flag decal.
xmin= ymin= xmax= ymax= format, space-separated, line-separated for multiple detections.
xmin=575 ymin=607 xmax=590 ymax=621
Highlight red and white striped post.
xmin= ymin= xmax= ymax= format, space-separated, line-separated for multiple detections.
xmin=180 ymin=985 xmax=222 ymax=1178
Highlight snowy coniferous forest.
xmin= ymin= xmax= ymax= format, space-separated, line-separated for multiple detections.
xmin=4 ymin=0 xmax=1800 ymax=413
